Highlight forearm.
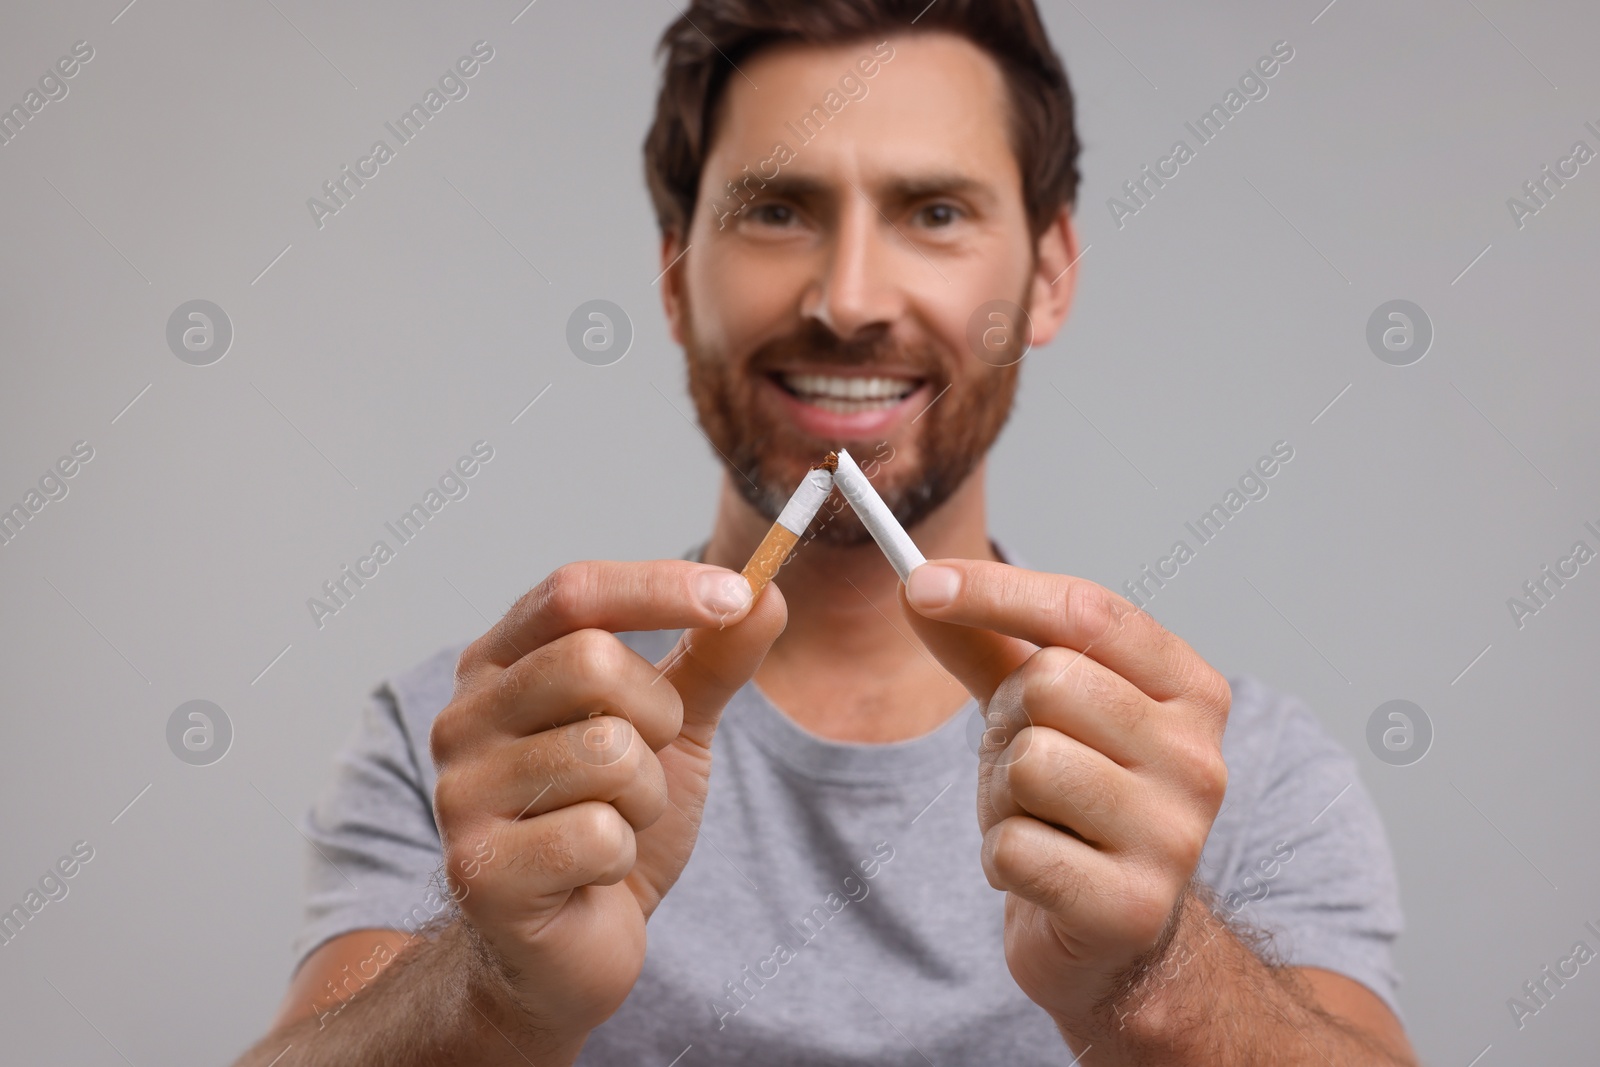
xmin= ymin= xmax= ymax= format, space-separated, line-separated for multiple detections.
xmin=1059 ymin=889 xmax=1414 ymax=1066
xmin=232 ymin=921 xmax=587 ymax=1067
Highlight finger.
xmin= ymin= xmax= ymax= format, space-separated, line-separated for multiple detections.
xmin=899 ymin=584 xmax=1036 ymax=701
xmin=469 ymin=718 xmax=670 ymax=831
xmin=657 ymin=579 xmax=788 ymax=747
xmin=458 ymin=801 xmax=639 ymax=912
xmin=982 ymin=814 xmax=1127 ymax=925
xmin=460 ymin=559 xmax=757 ymax=677
xmin=488 ymin=628 xmax=685 ymax=749
xmin=1010 ymin=645 xmax=1164 ymax=767
xmin=984 ymin=727 xmax=1139 ymax=849
xmin=905 ymin=559 xmax=1209 ymax=704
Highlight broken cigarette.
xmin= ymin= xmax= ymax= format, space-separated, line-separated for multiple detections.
xmin=833 ymin=448 xmax=926 ymax=583
xmin=740 ymin=454 xmax=838 ymax=598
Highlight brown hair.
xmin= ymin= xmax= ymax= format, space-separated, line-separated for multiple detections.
xmin=643 ymin=0 xmax=1081 ymax=245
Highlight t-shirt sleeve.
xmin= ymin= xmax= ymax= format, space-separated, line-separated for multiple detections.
xmin=291 ymin=682 xmax=450 ymax=971
xmin=1209 ymin=677 xmax=1406 ymax=1021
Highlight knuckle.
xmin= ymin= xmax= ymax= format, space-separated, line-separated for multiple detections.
xmin=433 ymin=769 xmax=465 ymax=826
xmin=1171 ymin=823 xmax=1209 ymax=872
xmin=519 ymin=734 xmax=574 ymax=797
xmin=1020 ymin=646 xmax=1072 ymax=705
xmin=519 ymin=820 xmax=577 ymax=877
xmin=443 ymin=829 xmax=492 ymax=881
xmin=564 ymin=627 xmax=623 ymax=683
xmin=576 ymin=715 xmax=637 ymax=770
xmin=429 ymin=699 xmax=470 ymax=763
xmin=536 ymin=563 xmax=595 ymax=628
xmin=1065 ymin=580 xmax=1126 ymax=649
xmin=1198 ymin=752 xmax=1230 ymax=807
xmin=574 ymin=802 xmax=630 ymax=861
xmin=495 ymin=661 xmax=530 ymax=705
xmin=453 ymin=642 xmax=486 ymax=690
xmin=1196 ymin=667 xmax=1232 ymax=718
xmin=1172 ymin=735 xmax=1229 ymax=807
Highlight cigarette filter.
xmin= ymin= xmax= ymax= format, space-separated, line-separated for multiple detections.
xmin=740 ymin=460 xmax=837 ymax=598
xmin=833 ymin=448 xmax=926 ymax=582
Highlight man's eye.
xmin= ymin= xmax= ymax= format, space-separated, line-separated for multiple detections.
xmin=917 ymin=203 xmax=962 ymax=227
xmin=750 ymin=203 xmax=797 ymax=227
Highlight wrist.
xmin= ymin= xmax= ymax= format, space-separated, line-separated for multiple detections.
xmin=455 ymin=921 xmax=591 ymax=1065
xmin=1058 ymin=886 xmax=1219 ymax=1046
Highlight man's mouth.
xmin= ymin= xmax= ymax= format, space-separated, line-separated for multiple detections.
xmin=774 ymin=372 xmax=922 ymax=415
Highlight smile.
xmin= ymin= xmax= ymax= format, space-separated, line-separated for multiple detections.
xmin=775 ymin=372 xmax=921 ymax=414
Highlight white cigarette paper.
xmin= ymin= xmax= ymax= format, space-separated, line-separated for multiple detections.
xmin=776 ymin=467 xmax=836 ymax=536
xmin=834 ymin=448 xmax=926 ymax=583
xmin=741 ymin=466 xmax=836 ymax=598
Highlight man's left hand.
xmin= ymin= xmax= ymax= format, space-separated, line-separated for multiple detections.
xmin=902 ymin=558 xmax=1232 ymax=1032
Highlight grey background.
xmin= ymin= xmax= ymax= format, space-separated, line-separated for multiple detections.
xmin=1 ymin=0 xmax=1595 ymax=1063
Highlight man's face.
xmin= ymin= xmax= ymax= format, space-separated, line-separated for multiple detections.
xmin=670 ymin=32 xmax=1060 ymax=541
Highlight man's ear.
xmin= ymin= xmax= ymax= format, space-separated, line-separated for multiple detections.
xmin=659 ymin=228 xmax=688 ymax=346
xmin=1025 ymin=208 xmax=1079 ymax=348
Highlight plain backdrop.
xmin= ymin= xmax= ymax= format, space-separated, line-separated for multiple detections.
xmin=1 ymin=0 xmax=1596 ymax=1063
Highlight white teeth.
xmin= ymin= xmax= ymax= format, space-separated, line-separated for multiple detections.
xmin=807 ymin=396 xmax=903 ymax=413
xmin=779 ymin=373 xmax=918 ymax=404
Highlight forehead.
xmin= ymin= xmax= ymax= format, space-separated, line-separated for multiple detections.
xmin=705 ymin=31 xmax=1019 ymax=190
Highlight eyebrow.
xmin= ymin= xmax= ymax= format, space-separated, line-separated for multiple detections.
xmin=746 ymin=171 xmax=998 ymax=210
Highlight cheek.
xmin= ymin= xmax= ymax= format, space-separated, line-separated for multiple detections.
xmin=927 ymin=246 xmax=1036 ymax=373
xmin=685 ymin=243 xmax=800 ymax=359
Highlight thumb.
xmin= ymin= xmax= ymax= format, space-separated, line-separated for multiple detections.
xmin=658 ymin=580 xmax=788 ymax=746
xmin=900 ymin=567 xmax=1034 ymax=702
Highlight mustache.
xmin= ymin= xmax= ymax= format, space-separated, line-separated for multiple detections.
xmin=747 ymin=319 xmax=946 ymax=377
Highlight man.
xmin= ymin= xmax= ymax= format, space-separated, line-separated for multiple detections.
xmin=236 ymin=2 xmax=1416 ymax=1063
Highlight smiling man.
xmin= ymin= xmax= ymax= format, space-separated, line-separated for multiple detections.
xmin=234 ymin=3 xmax=1416 ymax=1065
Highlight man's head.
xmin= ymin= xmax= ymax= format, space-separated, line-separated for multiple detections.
xmin=645 ymin=0 xmax=1082 ymax=542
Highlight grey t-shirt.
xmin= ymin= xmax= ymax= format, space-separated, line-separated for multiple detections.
xmin=296 ymin=609 xmax=1404 ymax=1064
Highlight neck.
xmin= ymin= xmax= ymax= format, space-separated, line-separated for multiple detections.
xmin=701 ymin=461 xmax=995 ymax=743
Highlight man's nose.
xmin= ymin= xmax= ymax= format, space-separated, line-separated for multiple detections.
xmin=800 ymin=190 xmax=911 ymax=340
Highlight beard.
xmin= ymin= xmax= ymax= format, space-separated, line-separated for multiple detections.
xmin=681 ymin=290 xmax=1029 ymax=546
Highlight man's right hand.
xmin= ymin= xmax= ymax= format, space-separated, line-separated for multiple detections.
xmin=428 ymin=558 xmax=785 ymax=1048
